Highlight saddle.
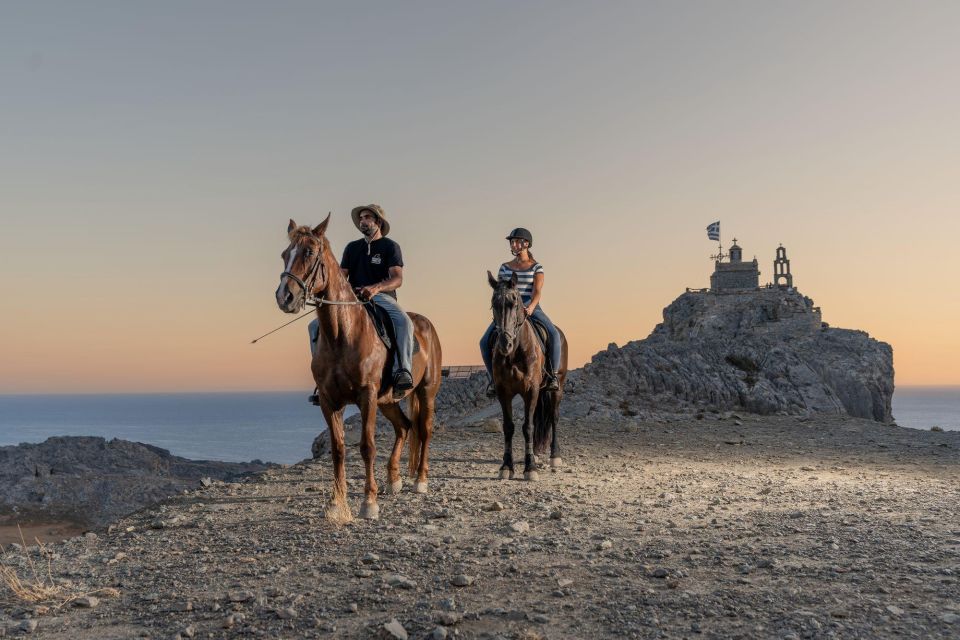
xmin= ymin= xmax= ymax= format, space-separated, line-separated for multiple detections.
xmin=363 ymin=302 xmax=420 ymax=394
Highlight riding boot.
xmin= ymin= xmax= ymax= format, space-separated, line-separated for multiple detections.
xmin=544 ymin=371 xmax=560 ymax=391
xmin=392 ymin=369 xmax=414 ymax=400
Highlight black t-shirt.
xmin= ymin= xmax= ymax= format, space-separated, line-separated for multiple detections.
xmin=340 ymin=237 xmax=404 ymax=299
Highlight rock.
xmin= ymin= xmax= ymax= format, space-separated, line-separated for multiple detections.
xmin=382 ymin=618 xmax=408 ymax=640
xmin=182 ymin=625 xmax=196 ymax=638
xmin=72 ymin=596 xmax=99 ymax=608
xmin=549 ymin=509 xmax=563 ymax=520
xmin=509 ymin=521 xmax=530 ymax=534
xmin=563 ymin=288 xmax=893 ymax=422
xmin=451 ymin=574 xmax=474 ymax=587
xmin=361 ymin=553 xmax=380 ymax=564
xmin=0 ymin=437 xmax=275 ymax=528
xmin=228 ymin=590 xmax=255 ymax=603
xmin=430 ymin=627 xmax=449 ymax=640
xmin=434 ymin=611 xmax=462 ymax=625
xmin=19 ymin=620 xmax=38 ymax=634
xmin=485 ymin=501 xmax=506 ymax=512
xmin=596 ymin=539 xmax=613 ymax=551
xmin=277 ymin=607 xmax=297 ymax=620
xmin=886 ymin=605 xmax=905 ymax=616
xmin=386 ymin=574 xmax=416 ymax=589
xmin=942 ymin=612 xmax=959 ymax=624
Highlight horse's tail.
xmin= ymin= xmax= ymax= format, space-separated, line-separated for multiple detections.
xmin=407 ymin=392 xmax=422 ymax=477
xmin=533 ymin=390 xmax=556 ymax=455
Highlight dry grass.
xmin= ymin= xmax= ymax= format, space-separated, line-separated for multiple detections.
xmin=0 ymin=525 xmax=63 ymax=605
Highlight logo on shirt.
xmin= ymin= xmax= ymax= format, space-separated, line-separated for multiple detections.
xmin=371 ymin=254 xmax=382 ymax=265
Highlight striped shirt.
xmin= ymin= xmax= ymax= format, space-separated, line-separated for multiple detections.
xmin=498 ymin=262 xmax=543 ymax=304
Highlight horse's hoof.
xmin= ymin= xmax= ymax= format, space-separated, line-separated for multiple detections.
xmin=386 ymin=479 xmax=403 ymax=494
xmin=324 ymin=502 xmax=353 ymax=525
xmin=550 ymin=457 xmax=563 ymax=469
xmin=414 ymin=481 xmax=428 ymax=494
xmin=498 ymin=469 xmax=513 ymax=480
xmin=524 ymin=470 xmax=539 ymax=482
xmin=359 ymin=502 xmax=379 ymax=520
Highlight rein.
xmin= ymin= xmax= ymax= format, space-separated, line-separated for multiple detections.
xmin=255 ymin=253 xmax=370 ymax=344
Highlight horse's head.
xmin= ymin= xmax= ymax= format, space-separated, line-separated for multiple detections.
xmin=488 ymin=270 xmax=525 ymax=357
xmin=275 ymin=215 xmax=332 ymax=313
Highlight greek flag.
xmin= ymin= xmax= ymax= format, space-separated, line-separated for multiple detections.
xmin=706 ymin=221 xmax=720 ymax=241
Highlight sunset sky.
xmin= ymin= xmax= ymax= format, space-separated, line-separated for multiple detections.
xmin=2 ymin=1 xmax=958 ymax=393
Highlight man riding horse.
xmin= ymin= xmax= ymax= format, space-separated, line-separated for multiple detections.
xmin=308 ymin=204 xmax=415 ymax=403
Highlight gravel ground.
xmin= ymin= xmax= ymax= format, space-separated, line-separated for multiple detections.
xmin=2 ymin=413 xmax=959 ymax=639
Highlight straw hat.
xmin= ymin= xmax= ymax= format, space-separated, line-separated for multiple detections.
xmin=351 ymin=204 xmax=390 ymax=237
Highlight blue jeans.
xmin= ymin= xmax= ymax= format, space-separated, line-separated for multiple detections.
xmin=480 ymin=305 xmax=561 ymax=377
xmin=308 ymin=294 xmax=414 ymax=374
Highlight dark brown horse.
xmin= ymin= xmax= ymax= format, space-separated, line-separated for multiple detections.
xmin=487 ymin=271 xmax=568 ymax=481
xmin=276 ymin=216 xmax=442 ymax=523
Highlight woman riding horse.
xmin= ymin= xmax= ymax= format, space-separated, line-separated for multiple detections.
xmin=479 ymin=228 xmax=563 ymax=397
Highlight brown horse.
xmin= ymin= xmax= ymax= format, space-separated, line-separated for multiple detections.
xmin=276 ymin=216 xmax=442 ymax=523
xmin=487 ymin=271 xmax=568 ymax=481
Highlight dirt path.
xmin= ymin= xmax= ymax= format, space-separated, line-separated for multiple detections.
xmin=3 ymin=414 xmax=959 ymax=639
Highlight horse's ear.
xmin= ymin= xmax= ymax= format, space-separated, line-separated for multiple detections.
xmin=487 ymin=270 xmax=498 ymax=289
xmin=313 ymin=213 xmax=331 ymax=237
xmin=510 ymin=272 xmax=518 ymax=287
xmin=287 ymin=219 xmax=297 ymax=238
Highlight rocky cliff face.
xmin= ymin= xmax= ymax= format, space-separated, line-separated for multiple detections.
xmin=0 ymin=437 xmax=275 ymax=528
xmin=565 ymin=288 xmax=894 ymax=422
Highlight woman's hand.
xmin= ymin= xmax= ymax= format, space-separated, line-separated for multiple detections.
xmin=524 ymin=305 xmax=534 ymax=317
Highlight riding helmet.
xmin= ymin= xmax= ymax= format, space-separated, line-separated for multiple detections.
xmin=505 ymin=227 xmax=533 ymax=247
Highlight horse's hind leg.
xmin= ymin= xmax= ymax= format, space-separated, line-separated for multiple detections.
xmin=498 ymin=394 xmax=515 ymax=480
xmin=319 ymin=403 xmax=352 ymax=524
xmin=412 ymin=386 xmax=435 ymax=494
xmin=379 ymin=401 xmax=412 ymax=494
xmin=550 ymin=391 xmax=563 ymax=468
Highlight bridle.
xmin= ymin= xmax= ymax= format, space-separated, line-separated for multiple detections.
xmin=492 ymin=287 xmax=527 ymax=348
xmin=281 ymin=244 xmax=368 ymax=308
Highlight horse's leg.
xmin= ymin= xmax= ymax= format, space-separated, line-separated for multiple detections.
xmin=357 ymin=389 xmax=380 ymax=519
xmin=498 ymin=393 xmax=515 ymax=480
xmin=320 ymin=402 xmax=352 ymax=524
xmin=550 ymin=390 xmax=562 ymax=468
xmin=379 ymin=401 xmax=412 ymax=494
xmin=522 ymin=388 xmax=540 ymax=481
xmin=413 ymin=386 xmax=435 ymax=493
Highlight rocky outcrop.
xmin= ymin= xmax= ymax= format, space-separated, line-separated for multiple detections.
xmin=0 ymin=437 xmax=275 ymax=529
xmin=565 ymin=288 xmax=893 ymax=422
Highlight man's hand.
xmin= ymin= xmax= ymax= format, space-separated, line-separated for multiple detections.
xmin=358 ymin=284 xmax=380 ymax=301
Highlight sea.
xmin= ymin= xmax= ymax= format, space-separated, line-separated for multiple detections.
xmin=0 ymin=387 xmax=956 ymax=464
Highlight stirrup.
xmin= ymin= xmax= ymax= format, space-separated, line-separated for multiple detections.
xmin=392 ymin=370 xmax=414 ymax=400
xmin=544 ymin=372 xmax=560 ymax=391
xmin=308 ymin=388 xmax=320 ymax=406
xmin=485 ymin=382 xmax=497 ymax=398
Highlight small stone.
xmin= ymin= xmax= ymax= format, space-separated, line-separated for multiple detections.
xmin=72 ymin=596 xmax=99 ymax=608
xmin=19 ymin=620 xmax=38 ymax=634
xmin=277 ymin=607 xmax=297 ymax=620
xmin=200 ymin=477 xmax=213 ymax=487
xmin=557 ymin=578 xmax=574 ymax=587
xmin=485 ymin=501 xmax=506 ymax=512
xmin=942 ymin=613 xmax=959 ymax=624
xmin=171 ymin=600 xmax=193 ymax=612
xmin=651 ymin=568 xmax=669 ymax=578
xmin=439 ymin=597 xmax=456 ymax=611
xmin=386 ymin=574 xmax=416 ymax=589
xmin=182 ymin=625 xmax=196 ymax=638
xmin=382 ymin=618 xmax=408 ymax=640
xmin=430 ymin=627 xmax=448 ymax=640
xmin=886 ymin=605 xmax=905 ymax=616
xmin=509 ymin=521 xmax=530 ymax=534
xmin=596 ymin=539 xmax=613 ymax=551
xmin=361 ymin=553 xmax=380 ymax=564
xmin=228 ymin=590 xmax=255 ymax=603
xmin=348 ymin=602 xmax=359 ymax=613
xmin=531 ymin=613 xmax=550 ymax=624
xmin=549 ymin=509 xmax=563 ymax=520
xmin=451 ymin=574 xmax=474 ymax=587
xmin=434 ymin=611 xmax=462 ymax=625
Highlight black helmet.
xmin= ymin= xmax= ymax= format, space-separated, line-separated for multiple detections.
xmin=505 ymin=227 xmax=533 ymax=247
